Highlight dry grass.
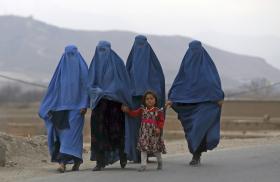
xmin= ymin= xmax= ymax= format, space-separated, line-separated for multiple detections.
xmin=1 ymin=101 xmax=280 ymax=140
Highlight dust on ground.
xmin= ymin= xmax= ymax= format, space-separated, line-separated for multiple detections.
xmin=1 ymin=132 xmax=280 ymax=182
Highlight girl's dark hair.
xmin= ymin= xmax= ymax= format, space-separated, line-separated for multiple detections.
xmin=142 ymin=90 xmax=158 ymax=107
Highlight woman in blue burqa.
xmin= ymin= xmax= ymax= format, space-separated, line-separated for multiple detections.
xmin=125 ymin=35 xmax=165 ymax=162
xmin=39 ymin=45 xmax=88 ymax=172
xmin=166 ymin=40 xmax=224 ymax=166
xmin=88 ymin=41 xmax=132 ymax=171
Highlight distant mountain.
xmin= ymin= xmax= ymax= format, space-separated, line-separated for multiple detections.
xmin=196 ymin=32 xmax=280 ymax=70
xmin=1 ymin=15 xmax=280 ymax=91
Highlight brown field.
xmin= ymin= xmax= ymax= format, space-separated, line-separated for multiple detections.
xmin=1 ymin=101 xmax=280 ymax=182
xmin=0 ymin=100 xmax=280 ymax=141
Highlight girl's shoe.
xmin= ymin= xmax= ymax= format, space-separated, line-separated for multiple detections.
xmin=57 ymin=163 xmax=66 ymax=173
xmin=157 ymin=161 xmax=163 ymax=170
xmin=138 ymin=165 xmax=146 ymax=172
xmin=72 ymin=162 xmax=81 ymax=171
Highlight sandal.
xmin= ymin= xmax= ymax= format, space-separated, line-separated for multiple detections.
xmin=57 ymin=163 xmax=66 ymax=173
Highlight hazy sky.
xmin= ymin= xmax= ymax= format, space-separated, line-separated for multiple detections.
xmin=0 ymin=0 xmax=279 ymax=37
xmin=1 ymin=0 xmax=280 ymax=69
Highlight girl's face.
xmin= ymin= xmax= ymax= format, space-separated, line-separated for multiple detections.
xmin=145 ymin=94 xmax=156 ymax=108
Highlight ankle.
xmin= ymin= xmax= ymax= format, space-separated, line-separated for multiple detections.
xmin=157 ymin=162 xmax=163 ymax=170
xmin=193 ymin=152 xmax=201 ymax=159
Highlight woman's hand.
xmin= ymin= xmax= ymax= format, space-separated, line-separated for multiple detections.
xmin=165 ymin=100 xmax=173 ymax=109
xmin=80 ymin=108 xmax=87 ymax=115
xmin=217 ymin=100 xmax=224 ymax=107
xmin=47 ymin=111 xmax=52 ymax=118
xmin=121 ymin=105 xmax=129 ymax=113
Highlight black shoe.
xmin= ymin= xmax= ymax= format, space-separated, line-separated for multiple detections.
xmin=72 ymin=162 xmax=81 ymax=171
xmin=92 ymin=165 xmax=104 ymax=171
xmin=189 ymin=153 xmax=201 ymax=166
xmin=120 ymin=153 xmax=127 ymax=168
xmin=120 ymin=159 xmax=127 ymax=169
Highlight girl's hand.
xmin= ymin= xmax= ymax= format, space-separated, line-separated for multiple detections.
xmin=80 ymin=108 xmax=87 ymax=115
xmin=165 ymin=100 xmax=173 ymax=109
xmin=155 ymin=128 xmax=161 ymax=136
xmin=121 ymin=105 xmax=129 ymax=113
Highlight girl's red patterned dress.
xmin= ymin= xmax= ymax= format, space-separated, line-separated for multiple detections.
xmin=127 ymin=106 xmax=166 ymax=154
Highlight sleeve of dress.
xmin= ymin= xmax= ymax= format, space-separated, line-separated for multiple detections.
xmin=127 ymin=108 xmax=142 ymax=117
xmin=156 ymin=111 xmax=165 ymax=129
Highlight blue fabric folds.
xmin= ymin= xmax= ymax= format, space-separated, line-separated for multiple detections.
xmin=168 ymin=41 xmax=224 ymax=153
xmin=38 ymin=45 xmax=88 ymax=162
xmin=45 ymin=110 xmax=85 ymax=162
xmin=172 ymin=102 xmax=221 ymax=153
xmin=168 ymin=40 xmax=224 ymax=103
xmin=124 ymin=97 xmax=142 ymax=162
xmin=125 ymin=35 xmax=165 ymax=161
xmin=39 ymin=45 xmax=89 ymax=119
xmin=126 ymin=35 xmax=165 ymax=106
xmin=87 ymin=41 xmax=132 ymax=109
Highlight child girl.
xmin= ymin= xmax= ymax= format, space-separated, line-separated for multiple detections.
xmin=122 ymin=91 xmax=166 ymax=171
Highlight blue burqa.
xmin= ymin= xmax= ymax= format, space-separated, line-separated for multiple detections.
xmin=125 ymin=35 xmax=165 ymax=161
xmin=88 ymin=41 xmax=132 ymax=109
xmin=168 ymin=40 xmax=224 ymax=154
xmin=88 ymin=41 xmax=132 ymax=164
xmin=39 ymin=45 xmax=88 ymax=162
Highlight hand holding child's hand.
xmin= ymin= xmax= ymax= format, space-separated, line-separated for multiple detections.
xmin=155 ymin=128 xmax=161 ymax=136
xmin=121 ymin=105 xmax=129 ymax=113
xmin=80 ymin=108 xmax=87 ymax=115
xmin=165 ymin=100 xmax=173 ymax=109
xmin=217 ymin=100 xmax=224 ymax=107
xmin=47 ymin=111 xmax=52 ymax=118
